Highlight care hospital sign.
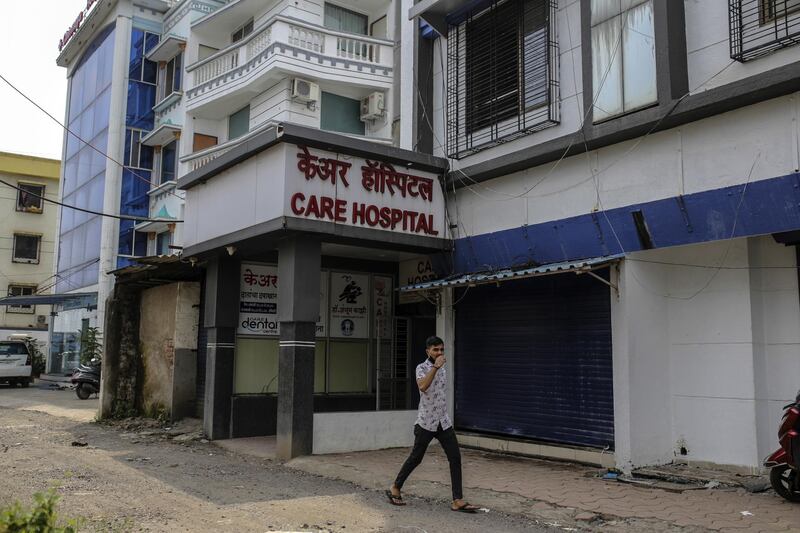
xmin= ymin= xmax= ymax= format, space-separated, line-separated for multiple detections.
xmin=182 ymin=143 xmax=447 ymax=249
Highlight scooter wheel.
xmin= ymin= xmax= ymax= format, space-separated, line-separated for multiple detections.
xmin=770 ymin=464 xmax=800 ymax=502
xmin=76 ymin=384 xmax=91 ymax=400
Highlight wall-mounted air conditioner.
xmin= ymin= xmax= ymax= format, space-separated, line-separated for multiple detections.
xmin=360 ymin=92 xmax=385 ymax=121
xmin=292 ymin=78 xmax=320 ymax=103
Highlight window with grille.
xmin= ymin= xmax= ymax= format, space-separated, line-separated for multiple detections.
xmin=16 ymin=183 xmax=44 ymax=213
xmin=6 ymin=285 xmax=36 ymax=314
xmin=12 ymin=234 xmax=41 ymax=264
xmin=730 ymin=0 xmax=800 ymax=61
xmin=447 ymin=0 xmax=559 ymax=159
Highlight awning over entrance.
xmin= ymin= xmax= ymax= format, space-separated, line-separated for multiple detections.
xmin=399 ymin=254 xmax=624 ymax=292
xmin=0 ymin=292 xmax=97 ymax=310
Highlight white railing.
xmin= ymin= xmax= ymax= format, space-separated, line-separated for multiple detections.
xmin=193 ymin=48 xmax=240 ymax=85
xmin=181 ymin=122 xmax=278 ymax=171
xmin=187 ymin=16 xmax=393 ymax=93
xmin=336 ymin=36 xmax=380 ymax=63
xmin=247 ymin=27 xmax=272 ymax=58
xmin=186 ymin=145 xmax=235 ymax=171
xmin=288 ymin=25 xmax=325 ymax=53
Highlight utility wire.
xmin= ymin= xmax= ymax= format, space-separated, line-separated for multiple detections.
xmin=0 ymin=72 xmax=184 ymax=202
xmin=0 ymin=177 xmax=182 ymax=223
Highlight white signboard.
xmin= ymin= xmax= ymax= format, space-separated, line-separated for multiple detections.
xmin=286 ymin=145 xmax=445 ymax=238
xmin=239 ymin=263 xmax=328 ymax=336
xmin=239 ymin=264 xmax=279 ymax=335
xmin=399 ymin=256 xmax=438 ymax=304
xmin=330 ymin=272 xmax=370 ymax=338
xmin=373 ymin=276 xmax=393 ymax=339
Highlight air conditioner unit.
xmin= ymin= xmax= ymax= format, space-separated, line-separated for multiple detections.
xmin=36 ymin=315 xmax=46 ymax=325
xmin=360 ymin=92 xmax=385 ymax=121
xmin=292 ymin=78 xmax=320 ymax=103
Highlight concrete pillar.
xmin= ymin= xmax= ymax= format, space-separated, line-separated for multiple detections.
xmin=97 ymin=11 xmax=133 ymax=334
xmin=100 ymin=283 xmax=142 ymax=419
xmin=436 ymin=288 xmax=455 ymax=421
xmin=202 ymin=255 xmax=239 ymax=440
xmin=276 ymin=237 xmax=321 ymax=460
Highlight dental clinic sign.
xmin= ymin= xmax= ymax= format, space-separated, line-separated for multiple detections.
xmin=289 ymin=146 xmax=443 ymax=238
xmin=58 ymin=0 xmax=99 ymax=51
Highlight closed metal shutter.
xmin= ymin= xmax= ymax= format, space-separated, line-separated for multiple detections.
xmin=454 ymin=269 xmax=614 ymax=449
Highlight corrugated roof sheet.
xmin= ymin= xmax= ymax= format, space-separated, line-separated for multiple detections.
xmin=399 ymin=254 xmax=624 ymax=292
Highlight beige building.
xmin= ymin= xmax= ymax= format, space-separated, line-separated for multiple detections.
xmin=0 ymin=151 xmax=60 ymax=341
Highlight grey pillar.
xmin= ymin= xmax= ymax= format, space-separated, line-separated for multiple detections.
xmin=276 ymin=236 xmax=321 ymax=460
xmin=203 ymin=255 xmax=239 ymax=440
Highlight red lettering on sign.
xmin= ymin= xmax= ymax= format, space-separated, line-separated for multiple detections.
xmin=290 ymin=192 xmax=306 ymax=215
xmin=334 ymin=199 xmax=347 ymax=222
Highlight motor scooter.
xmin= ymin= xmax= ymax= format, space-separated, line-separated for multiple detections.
xmin=70 ymin=358 xmax=101 ymax=400
xmin=764 ymin=389 xmax=800 ymax=502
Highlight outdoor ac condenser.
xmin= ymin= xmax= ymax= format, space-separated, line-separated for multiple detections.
xmin=360 ymin=91 xmax=385 ymax=121
xmin=292 ymin=78 xmax=320 ymax=103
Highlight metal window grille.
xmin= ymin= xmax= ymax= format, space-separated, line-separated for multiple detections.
xmin=730 ymin=0 xmax=800 ymax=61
xmin=447 ymin=0 xmax=559 ymax=159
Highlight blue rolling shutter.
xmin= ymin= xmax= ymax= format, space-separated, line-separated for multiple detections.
xmin=454 ymin=269 xmax=614 ymax=449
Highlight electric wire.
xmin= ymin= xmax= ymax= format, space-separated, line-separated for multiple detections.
xmin=0 ymin=72 xmax=185 ymax=202
xmin=0 ymin=177 xmax=182 ymax=223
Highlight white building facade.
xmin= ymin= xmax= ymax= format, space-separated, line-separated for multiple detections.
xmin=404 ymin=0 xmax=800 ymax=471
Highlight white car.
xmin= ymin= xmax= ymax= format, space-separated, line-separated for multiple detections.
xmin=0 ymin=340 xmax=33 ymax=387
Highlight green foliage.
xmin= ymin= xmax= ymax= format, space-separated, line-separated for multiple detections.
xmin=108 ymin=400 xmax=136 ymax=421
xmin=26 ymin=341 xmax=46 ymax=377
xmin=0 ymin=489 xmax=80 ymax=532
xmin=148 ymin=403 xmax=170 ymax=425
xmin=78 ymin=327 xmax=102 ymax=365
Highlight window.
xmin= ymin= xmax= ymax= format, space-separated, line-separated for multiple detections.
xmin=12 ymin=234 xmax=41 ymax=264
xmin=156 ymin=231 xmax=171 ymax=255
xmin=129 ymin=29 xmax=159 ymax=84
xmin=193 ymin=133 xmax=218 ymax=152
xmin=761 ymin=0 xmax=800 ymax=22
xmin=228 ymin=105 xmax=250 ymax=140
xmin=730 ymin=0 xmax=800 ymax=61
xmin=16 ymin=183 xmax=44 ymax=213
xmin=324 ymin=3 xmax=368 ymax=35
xmin=231 ymin=19 xmax=254 ymax=43
xmin=161 ymin=52 xmax=183 ymax=100
xmin=591 ymin=0 xmax=656 ymax=122
xmin=6 ymin=285 xmax=36 ymax=314
xmin=159 ymin=140 xmax=178 ymax=184
xmin=124 ymin=129 xmax=154 ymax=170
xmin=446 ymin=0 xmax=559 ymax=159
xmin=321 ymin=92 xmax=365 ymax=135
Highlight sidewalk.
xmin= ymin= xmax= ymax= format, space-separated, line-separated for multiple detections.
xmin=267 ymin=444 xmax=799 ymax=532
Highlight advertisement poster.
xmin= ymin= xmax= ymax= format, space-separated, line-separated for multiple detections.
xmin=330 ymin=272 xmax=370 ymax=338
xmin=373 ymin=276 xmax=393 ymax=339
xmin=399 ymin=256 xmax=437 ymax=304
xmin=239 ymin=263 xmax=328 ymax=336
xmin=238 ymin=264 xmax=279 ymax=335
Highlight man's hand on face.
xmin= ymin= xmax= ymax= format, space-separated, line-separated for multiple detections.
xmin=433 ymin=355 xmax=446 ymax=369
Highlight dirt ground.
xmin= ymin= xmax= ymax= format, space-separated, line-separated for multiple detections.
xmin=0 ymin=383 xmax=554 ymax=532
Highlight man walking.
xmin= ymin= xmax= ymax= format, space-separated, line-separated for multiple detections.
xmin=387 ymin=336 xmax=480 ymax=512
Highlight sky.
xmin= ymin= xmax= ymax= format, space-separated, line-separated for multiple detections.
xmin=0 ymin=1 xmax=87 ymax=160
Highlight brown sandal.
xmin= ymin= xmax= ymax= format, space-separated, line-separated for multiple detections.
xmin=385 ymin=490 xmax=406 ymax=506
xmin=452 ymin=502 xmax=480 ymax=513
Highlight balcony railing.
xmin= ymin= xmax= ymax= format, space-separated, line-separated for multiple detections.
xmin=186 ymin=15 xmax=393 ymax=97
xmin=181 ymin=122 xmax=277 ymax=171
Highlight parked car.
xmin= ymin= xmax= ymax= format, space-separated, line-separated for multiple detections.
xmin=0 ymin=340 xmax=34 ymax=387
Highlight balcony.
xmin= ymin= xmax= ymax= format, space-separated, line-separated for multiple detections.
xmin=185 ymin=15 xmax=394 ymax=114
xmin=181 ymin=121 xmax=276 ymax=171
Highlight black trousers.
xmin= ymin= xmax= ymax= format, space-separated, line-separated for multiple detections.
xmin=394 ymin=423 xmax=463 ymax=500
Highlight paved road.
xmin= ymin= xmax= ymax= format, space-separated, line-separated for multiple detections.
xmin=0 ymin=384 xmax=554 ymax=532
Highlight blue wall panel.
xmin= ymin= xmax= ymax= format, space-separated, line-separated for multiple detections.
xmin=453 ymin=172 xmax=800 ymax=274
